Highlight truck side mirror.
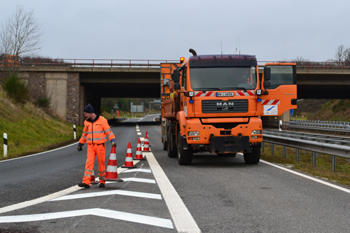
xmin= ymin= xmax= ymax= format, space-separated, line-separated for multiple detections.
xmin=174 ymin=83 xmax=180 ymax=90
xmin=264 ymin=81 xmax=270 ymax=88
xmin=264 ymin=67 xmax=271 ymax=81
xmin=172 ymin=70 xmax=180 ymax=83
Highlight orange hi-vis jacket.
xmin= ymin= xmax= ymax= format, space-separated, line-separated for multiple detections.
xmin=79 ymin=115 xmax=115 ymax=145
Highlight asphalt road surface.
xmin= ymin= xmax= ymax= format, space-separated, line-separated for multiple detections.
xmin=0 ymin=114 xmax=350 ymax=233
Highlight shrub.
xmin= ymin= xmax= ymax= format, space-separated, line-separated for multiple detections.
xmin=34 ymin=95 xmax=51 ymax=108
xmin=2 ymin=74 xmax=29 ymax=104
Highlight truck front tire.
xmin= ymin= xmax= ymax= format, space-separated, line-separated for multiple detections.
xmin=243 ymin=145 xmax=261 ymax=164
xmin=177 ymin=133 xmax=193 ymax=165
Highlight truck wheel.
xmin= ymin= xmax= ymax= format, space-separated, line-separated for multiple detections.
xmin=167 ymin=130 xmax=177 ymax=158
xmin=243 ymin=145 xmax=261 ymax=164
xmin=177 ymin=133 xmax=193 ymax=165
xmin=163 ymin=141 xmax=167 ymax=151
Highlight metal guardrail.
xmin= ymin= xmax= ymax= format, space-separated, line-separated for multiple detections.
xmin=262 ymin=129 xmax=350 ymax=172
xmin=8 ymin=58 xmax=179 ymax=69
xmin=2 ymin=58 xmax=350 ymax=70
xmin=283 ymin=120 xmax=350 ymax=135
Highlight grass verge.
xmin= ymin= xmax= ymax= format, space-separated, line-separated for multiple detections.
xmin=261 ymin=142 xmax=350 ymax=187
xmin=0 ymin=88 xmax=83 ymax=160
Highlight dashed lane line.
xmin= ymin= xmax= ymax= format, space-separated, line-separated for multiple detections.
xmin=0 ymin=208 xmax=174 ymax=229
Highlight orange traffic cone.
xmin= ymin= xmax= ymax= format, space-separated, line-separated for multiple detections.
xmin=91 ymin=170 xmax=98 ymax=184
xmin=143 ymin=131 xmax=150 ymax=152
xmin=134 ymin=138 xmax=145 ymax=160
xmin=122 ymin=142 xmax=137 ymax=168
xmin=104 ymin=146 xmax=123 ymax=182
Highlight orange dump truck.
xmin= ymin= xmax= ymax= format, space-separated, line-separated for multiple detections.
xmin=0 ymin=54 xmax=19 ymax=67
xmin=161 ymin=49 xmax=297 ymax=165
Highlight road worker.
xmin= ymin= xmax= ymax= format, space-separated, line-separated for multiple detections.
xmin=77 ymin=103 xmax=116 ymax=188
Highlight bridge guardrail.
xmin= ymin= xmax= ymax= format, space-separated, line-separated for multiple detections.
xmin=1 ymin=58 xmax=350 ymax=70
xmin=12 ymin=58 xmax=179 ymax=69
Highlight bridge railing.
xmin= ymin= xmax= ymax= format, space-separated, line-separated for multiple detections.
xmin=258 ymin=61 xmax=350 ymax=70
xmin=6 ymin=58 xmax=350 ymax=70
xmin=18 ymin=58 xmax=179 ymax=68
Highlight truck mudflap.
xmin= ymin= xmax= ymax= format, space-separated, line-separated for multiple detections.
xmin=209 ymin=134 xmax=250 ymax=153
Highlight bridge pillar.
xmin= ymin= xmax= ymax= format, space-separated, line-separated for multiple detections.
xmin=16 ymin=71 xmax=81 ymax=126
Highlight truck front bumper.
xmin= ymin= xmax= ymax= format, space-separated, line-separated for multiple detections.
xmin=209 ymin=134 xmax=251 ymax=153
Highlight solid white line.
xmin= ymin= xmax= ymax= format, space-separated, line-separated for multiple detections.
xmin=0 ymin=186 xmax=82 ymax=214
xmin=122 ymin=168 xmax=152 ymax=173
xmin=261 ymin=160 xmax=350 ymax=194
xmin=50 ymin=190 xmax=162 ymax=201
xmin=0 ymin=208 xmax=174 ymax=229
xmin=145 ymin=151 xmax=201 ymax=233
xmin=0 ymin=142 xmax=78 ymax=163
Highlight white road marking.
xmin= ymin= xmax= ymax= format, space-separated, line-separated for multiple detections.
xmin=0 ymin=186 xmax=82 ymax=214
xmin=145 ymin=151 xmax=201 ymax=233
xmin=261 ymin=160 xmax=350 ymax=194
xmin=50 ymin=190 xmax=162 ymax=201
xmin=0 ymin=208 xmax=174 ymax=229
xmin=119 ymin=177 xmax=156 ymax=184
xmin=0 ymin=161 xmax=140 ymax=215
xmin=137 ymin=132 xmax=142 ymax=135
xmin=122 ymin=168 xmax=152 ymax=174
xmin=0 ymin=142 xmax=78 ymax=163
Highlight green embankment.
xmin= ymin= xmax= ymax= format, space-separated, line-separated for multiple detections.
xmin=0 ymin=86 xmax=82 ymax=160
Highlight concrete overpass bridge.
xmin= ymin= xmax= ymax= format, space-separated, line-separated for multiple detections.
xmin=1 ymin=59 xmax=350 ymax=125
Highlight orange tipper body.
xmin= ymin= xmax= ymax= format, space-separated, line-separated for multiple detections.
xmin=161 ymin=51 xmax=297 ymax=165
xmin=79 ymin=115 xmax=115 ymax=145
xmin=0 ymin=54 xmax=20 ymax=67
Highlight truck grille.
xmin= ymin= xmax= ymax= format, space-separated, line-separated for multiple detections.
xmin=202 ymin=100 xmax=248 ymax=113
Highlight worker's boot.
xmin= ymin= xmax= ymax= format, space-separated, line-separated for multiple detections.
xmin=99 ymin=183 xmax=105 ymax=188
xmin=78 ymin=183 xmax=90 ymax=188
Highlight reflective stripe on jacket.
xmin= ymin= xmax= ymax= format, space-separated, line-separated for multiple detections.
xmin=79 ymin=115 xmax=115 ymax=145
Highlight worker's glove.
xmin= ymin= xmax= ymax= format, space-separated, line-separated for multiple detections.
xmin=77 ymin=143 xmax=83 ymax=151
xmin=111 ymin=139 xmax=117 ymax=148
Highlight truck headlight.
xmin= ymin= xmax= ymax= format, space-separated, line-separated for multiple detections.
xmin=251 ymin=130 xmax=262 ymax=135
xmin=188 ymin=131 xmax=199 ymax=136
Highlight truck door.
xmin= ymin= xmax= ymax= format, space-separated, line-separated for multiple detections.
xmin=260 ymin=63 xmax=297 ymax=116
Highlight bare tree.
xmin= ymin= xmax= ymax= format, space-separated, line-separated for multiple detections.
xmin=0 ymin=5 xmax=42 ymax=72
xmin=334 ymin=45 xmax=345 ymax=64
xmin=343 ymin=48 xmax=350 ymax=63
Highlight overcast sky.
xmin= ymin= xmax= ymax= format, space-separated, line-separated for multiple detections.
xmin=1 ymin=0 xmax=349 ymax=62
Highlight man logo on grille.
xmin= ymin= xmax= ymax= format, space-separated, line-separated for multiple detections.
xmin=222 ymin=102 xmax=228 ymax=111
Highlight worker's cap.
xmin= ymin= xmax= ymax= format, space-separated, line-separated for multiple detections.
xmin=84 ymin=103 xmax=94 ymax=113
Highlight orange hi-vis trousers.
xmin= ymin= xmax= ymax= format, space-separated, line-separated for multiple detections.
xmin=82 ymin=144 xmax=106 ymax=185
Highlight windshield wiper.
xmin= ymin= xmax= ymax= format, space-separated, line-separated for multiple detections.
xmin=194 ymin=88 xmax=221 ymax=91
xmin=221 ymin=87 xmax=247 ymax=91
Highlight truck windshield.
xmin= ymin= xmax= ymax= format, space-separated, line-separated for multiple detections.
xmin=190 ymin=67 xmax=257 ymax=91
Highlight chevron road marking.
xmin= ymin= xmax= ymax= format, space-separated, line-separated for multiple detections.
xmin=119 ymin=177 xmax=156 ymax=184
xmin=50 ymin=190 xmax=162 ymax=201
xmin=0 ymin=208 xmax=174 ymax=229
xmin=122 ymin=168 xmax=152 ymax=173
xmin=0 ymin=161 xmax=140 ymax=215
